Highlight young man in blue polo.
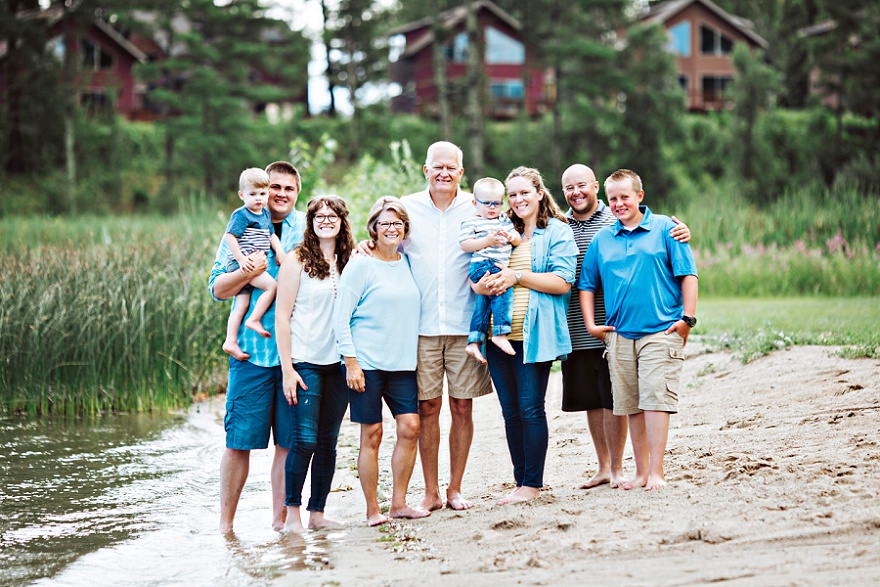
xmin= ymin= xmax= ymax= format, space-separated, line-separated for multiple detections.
xmin=576 ymin=169 xmax=698 ymax=491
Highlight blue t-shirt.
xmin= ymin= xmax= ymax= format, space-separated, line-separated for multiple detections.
xmin=225 ymin=206 xmax=272 ymax=269
xmin=576 ymin=206 xmax=697 ymax=340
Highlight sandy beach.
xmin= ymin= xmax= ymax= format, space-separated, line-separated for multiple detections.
xmin=272 ymin=345 xmax=880 ymax=586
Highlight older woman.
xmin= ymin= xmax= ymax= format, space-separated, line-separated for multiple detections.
xmin=333 ymin=196 xmax=429 ymax=526
xmin=275 ymin=195 xmax=355 ymax=532
xmin=475 ymin=166 xmax=578 ymax=505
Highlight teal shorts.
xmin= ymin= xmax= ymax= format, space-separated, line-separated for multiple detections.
xmin=225 ymin=357 xmax=288 ymax=450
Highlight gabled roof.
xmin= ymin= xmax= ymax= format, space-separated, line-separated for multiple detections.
xmin=641 ymin=0 xmax=768 ymax=49
xmin=388 ymin=0 xmax=522 ymax=58
xmin=0 ymin=7 xmax=147 ymax=63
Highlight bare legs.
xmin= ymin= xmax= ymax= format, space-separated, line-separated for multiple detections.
xmin=623 ymin=410 xmax=669 ymax=491
xmin=271 ymin=445 xmax=287 ymax=530
xmin=219 ymin=448 xmax=250 ymax=533
xmin=358 ymin=414 xmax=429 ymax=526
xmin=418 ymin=396 xmax=475 ymax=511
xmin=581 ymin=408 xmax=628 ymax=489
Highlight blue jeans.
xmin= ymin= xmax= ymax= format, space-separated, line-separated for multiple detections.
xmin=283 ymin=362 xmax=349 ymax=512
xmin=467 ymin=259 xmax=512 ymax=344
xmin=486 ymin=340 xmax=551 ymax=488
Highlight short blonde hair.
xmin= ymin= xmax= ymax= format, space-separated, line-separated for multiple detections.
xmin=367 ymin=196 xmax=411 ymax=241
xmin=473 ymin=177 xmax=505 ymax=200
xmin=239 ymin=167 xmax=270 ymax=191
xmin=604 ymin=169 xmax=643 ymax=194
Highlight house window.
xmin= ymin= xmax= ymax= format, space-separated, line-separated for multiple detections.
xmin=701 ymin=75 xmax=733 ymax=105
xmin=668 ymin=21 xmax=691 ymax=57
xmin=700 ymin=24 xmax=733 ymax=55
xmin=80 ymin=39 xmax=114 ymax=71
xmin=678 ymin=75 xmax=689 ymax=90
xmin=490 ymin=80 xmax=524 ymax=101
xmin=444 ymin=32 xmax=468 ymax=63
xmin=80 ymin=91 xmax=111 ymax=113
xmin=485 ymin=27 xmax=525 ymax=64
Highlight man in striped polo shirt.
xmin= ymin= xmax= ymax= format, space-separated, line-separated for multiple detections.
xmin=561 ymin=164 xmax=689 ymax=489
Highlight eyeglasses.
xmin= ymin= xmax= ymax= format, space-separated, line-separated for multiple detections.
xmin=474 ymin=197 xmax=503 ymax=208
xmin=314 ymin=214 xmax=339 ymax=224
xmin=377 ymin=221 xmax=405 ymax=230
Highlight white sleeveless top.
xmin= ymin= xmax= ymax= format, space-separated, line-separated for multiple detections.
xmin=290 ymin=262 xmax=339 ymax=365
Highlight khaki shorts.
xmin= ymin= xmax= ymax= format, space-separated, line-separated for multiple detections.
xmin=416 ymin=335 xmax=493 ymax=401
xmin=604 ymin=330 xmax=684 ymax=416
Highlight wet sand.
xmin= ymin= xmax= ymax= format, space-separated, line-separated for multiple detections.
xmin=272 ymin=345 xmax=880 ymax=586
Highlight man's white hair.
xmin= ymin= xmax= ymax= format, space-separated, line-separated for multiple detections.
xmin=425 ymin=141 xmax=463 ymax=167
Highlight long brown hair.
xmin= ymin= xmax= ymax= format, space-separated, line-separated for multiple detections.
xmin=296 ymin=195 xmax=355 ymax=279
xmin=504 ymin=166 xmax=566 ymax=233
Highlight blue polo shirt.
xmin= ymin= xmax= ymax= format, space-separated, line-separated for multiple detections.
xmin=576 ymin=206 xmax=697 ymax=340
xmin=209 ymin=210 xmax=307 ymax=367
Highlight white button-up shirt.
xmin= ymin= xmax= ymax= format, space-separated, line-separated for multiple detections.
xmin=401 ymin=188 xmax=477 ymax=336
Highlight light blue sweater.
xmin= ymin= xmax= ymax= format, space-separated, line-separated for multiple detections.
xmin=333 ymin=253 xmax=421 ymax=371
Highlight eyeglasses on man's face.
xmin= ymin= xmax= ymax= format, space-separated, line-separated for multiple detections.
xmin=475 ymin=197 xmax=503 ymax=208
xmin=314 ymin=214 xmax=339 ymax=224
xmin=377 ymin=220 xmax=404 ymax=230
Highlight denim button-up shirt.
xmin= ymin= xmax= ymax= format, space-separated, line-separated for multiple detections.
xmin=521 ymin=217 xmax=578 ymax=364
xmin=208 ymin=210 xmax=306 ymax=367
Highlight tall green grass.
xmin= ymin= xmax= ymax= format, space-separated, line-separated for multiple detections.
xmin=0 ymin=212 xmax=229 ymax=417
xmin=673 ymin=181 xmax=880 ymax=296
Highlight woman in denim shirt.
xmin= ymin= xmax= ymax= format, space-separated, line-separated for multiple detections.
xmin=472 ymin=166 xmax=578 ymax=505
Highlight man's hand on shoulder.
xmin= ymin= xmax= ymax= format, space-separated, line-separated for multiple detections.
xmin=670 ymin=216 xmax=691 ymax=243
xmin=355 ymin=239 xmax=375 ymax=256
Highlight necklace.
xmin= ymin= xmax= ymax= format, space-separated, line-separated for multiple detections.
xmin=326 ymin=255 xmax=338 ymax=298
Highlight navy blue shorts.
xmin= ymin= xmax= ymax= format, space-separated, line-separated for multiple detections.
xmin=225 ymin=357 xmax=284 ymax=450
xmin=347 ymin=369 xmax=418 ymax=424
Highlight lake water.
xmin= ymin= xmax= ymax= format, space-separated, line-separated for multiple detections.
xmin=0 ymin=400 xmax=357 ymax=587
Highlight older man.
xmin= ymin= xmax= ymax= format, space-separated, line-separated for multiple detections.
xmin=402 ymin=142 xmax=494 ymax=511
xmin=561 ymin=163 xmax=689 ymax=489
xmin=210 ymin=161 xmax=307 ymax=532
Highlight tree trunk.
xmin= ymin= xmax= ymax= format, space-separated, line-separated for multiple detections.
xmin=430 ymin=0 xmax=451 ymax=139
xmin=549 ymin=0 xmax=561 ymax=183
xmin=321 ymin=0 xmax=336 ymax=116
xmin=465 ymin=2 xmax=484 ymax=177
xmin=347 ymin=53 xmax=359 ymax=161
xmin=62 ymin=5 xmax=77 ymax=214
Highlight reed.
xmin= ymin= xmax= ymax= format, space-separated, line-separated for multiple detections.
xmin=0 ymin=212 xmax=229 ymax=416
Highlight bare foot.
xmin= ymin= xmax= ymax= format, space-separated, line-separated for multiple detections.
xmin=219 ymin=522 xmax=234 ymax=534
xmin=465 ymin=343 xmax=487 ymax=365
xmin=491 ymin=335 xmax=516 ymax=355
xmin=498 ymin=486 xmax=539 ymax=505
xmin=367 ymin=512 xmax=388 ymax=527
xmin=622 ymin=475 xmax=648 ymax=490
xmin=579 ymin=470 xmax=610 ymax=489
xmin=309 ymin=514 xmax=346 ymax=530
xmin=609 ymin=472 xmax=627 ymax=489
xmin=245 ymin=319 xmax=271 ymax=338
xmin=389 ymin=505 xmax=431 ymax=520
xmin=445 ymin=491 xmax=474 ymax=510
xmin=420 ymin=494 xmax=444 ymax=512
xmin=283 ymin=519 xmax=307 ymax=533
xmin=645 ymin=474 xmax=667 ymax=491
xmin=222 ymin=340 xmax=250 ymax=361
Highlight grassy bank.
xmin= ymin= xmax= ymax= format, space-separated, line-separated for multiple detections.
xmin=0 ymin=213 xmax=229 ymax=417
xmin=697 ymin=297 xmax=880 ymax=362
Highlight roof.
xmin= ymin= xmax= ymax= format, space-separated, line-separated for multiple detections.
xmin=641 ymin=0 xmax=768 ymax=49
xmin=0 ymin=7 xmax=147 ymax=63
xmin=797 ymin=20 xmax=837 ymax=38
xmin=388 ymin=0 xmax=522 ymax=58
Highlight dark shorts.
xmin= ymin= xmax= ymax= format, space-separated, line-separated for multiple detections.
xmin=560 ymin=348 xmax=613 ymax=412
xmin=225 ymin=357 xmax=284 ymax=450
xmin=348 ymin=369 xmax=418 ymax=424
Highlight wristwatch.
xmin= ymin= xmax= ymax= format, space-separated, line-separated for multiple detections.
xmin=682 ymin=315 xmax=697 ymax=328
xmin=515 ymin=271 xmax=522 ymax=285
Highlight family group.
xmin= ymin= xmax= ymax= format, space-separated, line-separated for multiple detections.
xmin=209 ymin=141 xmax=698 ymax=534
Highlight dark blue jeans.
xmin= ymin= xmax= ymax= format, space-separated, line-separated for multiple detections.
xmin=467 ymin=259 xmax=513 ymax=344
xmin=486 ymin=340 xmax=551 ymax=488
xmin=283 ymin=362 xmax=349 ymax=512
